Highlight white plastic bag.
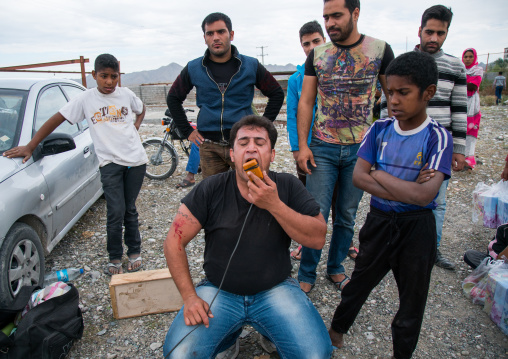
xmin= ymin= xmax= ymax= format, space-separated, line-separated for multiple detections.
xmin=472 ymin=180 xmax=508 ymax=228
xmin=462 ymin=257 xmax=507 ymax=304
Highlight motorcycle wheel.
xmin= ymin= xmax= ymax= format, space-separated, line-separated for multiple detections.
xmin=142 ymin=139 xmax=179 ymax=180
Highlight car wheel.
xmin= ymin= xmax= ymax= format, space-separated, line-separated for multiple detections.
xmin=0 ymin=223 xmax=45 ymax=307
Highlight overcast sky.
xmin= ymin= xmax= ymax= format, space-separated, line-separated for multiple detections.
xmin=1 ymin=0 xmax=507 ymax=79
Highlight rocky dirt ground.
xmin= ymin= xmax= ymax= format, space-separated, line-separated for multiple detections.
xmin=49 ymin=106 xmax=508 ymax=358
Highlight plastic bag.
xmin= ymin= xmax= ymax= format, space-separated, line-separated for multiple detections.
xmin=472 ymin=180 xmax=508 ymax=228
xmin=462 ymin=257 xmax=507 ymax=304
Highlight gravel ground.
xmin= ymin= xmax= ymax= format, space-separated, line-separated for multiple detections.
xmin=49 ymin=106 xmax=508 ymax=358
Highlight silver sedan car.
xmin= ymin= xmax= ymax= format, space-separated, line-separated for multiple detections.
xmin=0 ymin=78 xmax=103 ymax=306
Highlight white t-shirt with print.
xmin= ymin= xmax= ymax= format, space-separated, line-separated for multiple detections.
xmin=59 ymin=87 xmax=148 ymax=167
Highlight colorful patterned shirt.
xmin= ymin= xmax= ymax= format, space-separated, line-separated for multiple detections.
xmin=305 ymin=35 xmax=393 ymax=145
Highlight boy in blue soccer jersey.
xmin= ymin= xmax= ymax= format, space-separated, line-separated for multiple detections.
xmin=328 ymin=51 xmax=453 ymax=359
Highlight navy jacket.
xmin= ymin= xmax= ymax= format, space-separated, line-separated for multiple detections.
xmin=167 ymin=46 xmax=284 ymax=142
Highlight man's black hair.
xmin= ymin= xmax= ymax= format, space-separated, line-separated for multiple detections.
xmin=201 ymin=12 xmax=232 ymax=33
xmin=421 ymin=5 xmax=453 ymax=29
xmin=94 ymin=54 xmax=119 ymax=72
xmin=500 ymin=71 xmax=504 ymax=75
xmin=385 ymin=51 xmax=438 ymax=95
xmin=230 ymin=115 xmax=278 ymax=150
xmin=323 ymin=0 xmax=360 ymax=14
xmin=299 ymin=20 xmax=325 ymax=42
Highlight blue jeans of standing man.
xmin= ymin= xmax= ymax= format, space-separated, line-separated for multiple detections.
xmin=495 ymin=86 xmax=504 ymax=104
xmin=163 ymin=278 xmax=332 ymax=359
xmin=433 ymin=179 xmax=449 ymax=248
xmin=298 ymin=139 xmax=364 ymax=285
xmin=99 ymin=163 xmax=146 ymax=261
xmin=186 ymin=143 xmax=200 ymax=174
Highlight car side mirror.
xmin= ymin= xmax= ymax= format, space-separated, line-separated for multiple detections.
xmin=32 ymin=133 xmax=76 ymax=162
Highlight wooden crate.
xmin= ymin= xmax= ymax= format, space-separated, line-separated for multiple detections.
xmin=109 ymin=268 xmax=183 ymax=319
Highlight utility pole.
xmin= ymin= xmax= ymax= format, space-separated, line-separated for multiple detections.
xmin=257 ymin=46 xmax=268 ymax=65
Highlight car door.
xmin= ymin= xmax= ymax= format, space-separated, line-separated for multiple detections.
xmin=33 ymin=84 xmax=96 ymax=250
xmin=60 ymin=84 xmax=102 ymax=219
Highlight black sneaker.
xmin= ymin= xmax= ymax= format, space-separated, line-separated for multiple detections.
xmin=435 ymin=249 xmax=455 ymax=270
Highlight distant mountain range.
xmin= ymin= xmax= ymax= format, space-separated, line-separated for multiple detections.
xmin=79 ymin=63 xmax=297 ymax=88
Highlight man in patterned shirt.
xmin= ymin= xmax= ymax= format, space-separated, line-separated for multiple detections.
xmin=296 ymin=0 xmax=394 ymax=294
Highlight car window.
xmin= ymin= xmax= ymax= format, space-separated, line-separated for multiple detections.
xmin=61 ymin=85 xmax=88 ymax=129
xmin=61 ymin=85 xmax=84 ymax=100
xmin=34 ymin=86 xmax=79 ymax=136
xmin=0 ymin=89 xmax=27 ymax=154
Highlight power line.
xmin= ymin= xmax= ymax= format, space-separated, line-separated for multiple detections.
xmin=257 ymin=46 xmax=268 ymax=65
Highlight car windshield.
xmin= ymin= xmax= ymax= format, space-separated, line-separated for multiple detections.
xmin=0 ymin=89 xmax=27 ymax=155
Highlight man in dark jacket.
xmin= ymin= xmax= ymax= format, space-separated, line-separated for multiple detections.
xmin=167 ymin=12 xmax=284 ymax=178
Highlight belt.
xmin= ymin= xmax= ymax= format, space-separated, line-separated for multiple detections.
xmin=203 ymin=139 xmax=230 ymax=147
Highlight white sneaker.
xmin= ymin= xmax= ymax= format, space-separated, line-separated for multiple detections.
xmin=258 ymin=333 xmax=277 ymax=354
xmin=216 ymin=338 xmax=240 ymax=359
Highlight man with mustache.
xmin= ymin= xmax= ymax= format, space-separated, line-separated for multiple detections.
xmin=380 ymin=5 xmax=467 ymax=270
xmin=167 ymin=12 xmax=284 ymax=178
xmin=296 ymin=0 xmax=394 ymax=294
xmin=163 ymin=116 xmax=332 ymax=358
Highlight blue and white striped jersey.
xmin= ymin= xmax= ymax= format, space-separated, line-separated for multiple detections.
xmin=357 ymin=116 xmax=453 ymax=212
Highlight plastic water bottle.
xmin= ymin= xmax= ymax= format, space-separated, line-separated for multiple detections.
xmin=43 ymin=268 xmax=84 ymax=286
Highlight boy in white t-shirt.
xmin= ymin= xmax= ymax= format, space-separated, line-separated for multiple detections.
xmin=4 ymin=54 xmax=147 ymax=275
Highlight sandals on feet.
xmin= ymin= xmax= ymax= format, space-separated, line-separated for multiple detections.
xmin=290 ymin=245 xmax=302 ymax=261
xmin=326 ymin=273 xmax=350 ymax=291
xmin=175 ymin=179 xmax=195 ymax=189
xmin=347 ymin=247 xmax=359 ymax=260
xmin=300 ymin=282 xmax=315 ymax=295
xmin=104 ymin=262 xmax=123 ymax=276
xmin=127 ymin=256 xmax=143 ymax=273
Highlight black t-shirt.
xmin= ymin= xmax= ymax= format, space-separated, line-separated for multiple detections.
xmin=206 ymin=57 xmax=238 ymax=93
xmin=182 ymin=171 xmax=321 ymax=295
xmin=304 ymin=35 xmax=394 ymax=76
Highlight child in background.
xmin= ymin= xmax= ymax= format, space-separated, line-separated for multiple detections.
xmin=493 ymin=71 xmax=506 ymax=105
xmin=328 ymin=51 xmax=453 ymax=359
xmin=4 ymin=54 xmax=147 ymax=275
xmin=462 ymin=48 xmax=483 ymax=169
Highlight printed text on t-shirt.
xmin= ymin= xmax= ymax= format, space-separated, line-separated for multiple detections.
xmin=90 ymin=106 xmax=129 ymax=124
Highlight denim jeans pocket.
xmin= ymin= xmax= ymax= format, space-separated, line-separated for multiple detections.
xmin=309 ymin=137 xmax=327 ymax=148
xmin=285 ymin=277 xmax=300 ymax=289
xmin=196 ymin=278 xmax=210 ymax=288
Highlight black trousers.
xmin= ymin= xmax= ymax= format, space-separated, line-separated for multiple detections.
xmin=331 ymin=206 xmax=437 ymax=359
xmin=99 ymin=163 xmax=146 ymax=261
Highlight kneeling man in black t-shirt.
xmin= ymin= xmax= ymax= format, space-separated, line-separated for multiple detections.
xmin=163 ymin=116 xmax=333 ymax=358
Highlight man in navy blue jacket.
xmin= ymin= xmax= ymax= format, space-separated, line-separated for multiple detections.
xmin=167 ymin=12 xmax=284 ymax=178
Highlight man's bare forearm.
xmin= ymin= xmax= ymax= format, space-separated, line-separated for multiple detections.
xmin=268 ymin=201 xmax=326 ymax=249
xmin=163 ymin=206 xmax=203 ymax=300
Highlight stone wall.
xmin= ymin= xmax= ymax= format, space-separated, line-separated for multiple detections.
xmin=126 ymin=84 xmax=196 ymax=106
xmin=126 ymin=78 xmax=288 ymax=106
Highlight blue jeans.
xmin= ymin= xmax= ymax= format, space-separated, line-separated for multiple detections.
xmin=433 ymin=179 xmax=449 ymax=248
xmin=186 ymin=143 xmax=200 ymax=174
xmin=298 ymin=139 xmax=364 ymax=284
xmin=495 ymin=86 xmax=504 ymax=104
xmin=99 ymin=163 xmax=146 ymax=261
xmin=163 ymin=278 xmax=332 ymax=359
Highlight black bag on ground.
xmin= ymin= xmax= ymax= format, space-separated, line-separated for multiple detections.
xmin=0 ymin=283 xmax=84 ymax=359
